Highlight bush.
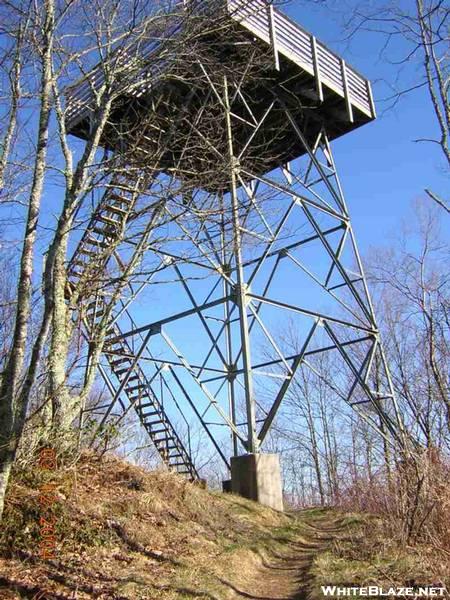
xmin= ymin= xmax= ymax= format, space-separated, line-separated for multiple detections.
xmin=336 ymin=449 xmax=450 ymax=550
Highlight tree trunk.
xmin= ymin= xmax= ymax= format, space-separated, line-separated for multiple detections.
xmin=304 ymin=394 xmax=325 ymax=505
xmin=0 ymin=0 xmax=54 ymax=522
xmin=0 ymin=450 xmax=13 ymax=521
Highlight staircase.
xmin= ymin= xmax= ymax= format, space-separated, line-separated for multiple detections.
xmin=68 ymin=171 xmax=142 ymax=290
xmin=67 ymin=171 xmax=199 ymax=480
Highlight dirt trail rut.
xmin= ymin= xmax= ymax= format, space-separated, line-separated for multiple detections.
xmin=224 ymin=514 xmax=344 ymax=600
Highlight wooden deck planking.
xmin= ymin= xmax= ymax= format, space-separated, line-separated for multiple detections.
xmin=228 ymin=0 xmax=374 ymax=118
xmin=65 ymin=0 xmax=375 ymax=133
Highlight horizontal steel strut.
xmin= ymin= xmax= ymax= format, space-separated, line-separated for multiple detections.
xmin=67 ymin=169 xmax=199 ymax=480
xmin=63 ymin=0 xmax=415 ymax=483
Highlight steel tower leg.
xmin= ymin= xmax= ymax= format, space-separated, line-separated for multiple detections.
xmin=67 ymin=56 xmax=412 ymax=494
xmin=224 ymin=76 xmax=258 ymax=455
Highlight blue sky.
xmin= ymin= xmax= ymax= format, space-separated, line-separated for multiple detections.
xmin=2 ymin=0 xmax=447 ymax=253
xmin=58 ymin=3 xmax=450 ymax=464
xmin=1 ymin=1 xmax=448 ymax=471
xmin=283 ymin=0 xmax=449 ymax=249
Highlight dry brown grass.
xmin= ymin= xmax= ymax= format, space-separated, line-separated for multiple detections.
xmin=335 ymin=451 xmax=450 ymax=552
xmin=0 ymin=451 xmax=294 ymax=599
xmin=1 ymin=451 xmax=448 ymax=600
xmin=314 ymin=453 xmax=450 ymax=597
xmin=310 ymin=512 xmax=449 ymax=596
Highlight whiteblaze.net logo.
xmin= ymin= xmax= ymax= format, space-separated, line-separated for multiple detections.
xmin=321 ymin=587 xmax=447 ymax=597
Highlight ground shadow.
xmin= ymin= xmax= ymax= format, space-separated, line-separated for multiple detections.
xmin=215 ymin=517 xmax=342 ymax=600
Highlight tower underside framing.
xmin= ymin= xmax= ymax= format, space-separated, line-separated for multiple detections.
xmin=66 ymin=0 xmax=408 ymax=479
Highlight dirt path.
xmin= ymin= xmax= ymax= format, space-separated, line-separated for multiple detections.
xmin=222 ymin=514 xmax=344 ymax=600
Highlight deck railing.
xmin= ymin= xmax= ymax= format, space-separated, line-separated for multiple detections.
xmin=227 ymin=0 xmax=375 ymax=119
xmin=65 ymin=25 xmax=181 ymax=130
xmin=65 ymin=0 xmax=375 ymax=132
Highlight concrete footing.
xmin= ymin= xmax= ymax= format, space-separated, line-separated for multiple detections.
xmin=222 ymin=479 xmax=232 ymax=493
xmin=229 ymin=453 xmax=283 ymax=512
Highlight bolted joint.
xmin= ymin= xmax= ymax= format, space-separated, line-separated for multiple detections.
xmin=227 ymin=364 xmax=237 ymax=382
xmin=230 ymin=156 xmax=240 ymax=173
xmin=221 ymin=263 xmax=232 ymax=278
xmin=242 ymin=437 xmax=260 ymax=454
xmin=233 ymin=282 xmax=251 ymax=305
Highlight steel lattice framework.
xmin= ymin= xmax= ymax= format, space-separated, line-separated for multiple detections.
xmin=66 ymin=0 xmax=410 ymax=479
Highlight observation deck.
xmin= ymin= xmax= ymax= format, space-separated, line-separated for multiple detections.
xmin=65 ymin=0 xmax=376 ymax=177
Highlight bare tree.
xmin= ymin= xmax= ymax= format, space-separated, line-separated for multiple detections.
xmin=367 ymin=201 xmax=450 ymax=446
xmin=0 ymin=252 xmax=16 ymax=374
xmin=261 ymin=203 xmax=448 ymax=510
xmin=337 ymin=0 xmax=449 ymax=212
xmin=0 ymin=0 xmax=280 ymax=519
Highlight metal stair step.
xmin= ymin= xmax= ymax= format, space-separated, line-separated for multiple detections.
xmin=78 ymin=247 xmax=97 ymax=256
xmin=109 ymin=193 xmax=132 ymax=205
xmin=126 ymin=383 xmax=147 ymax=392
xmin=97 ymin=214 xmax=120 ymax=226
xmin=105 ymin=342 xmax=123 ymax=351
xmin=87 ymin=299 xmax=106 ymax=308
xmin=115 ymin=367 xmax=133 ymax=376
xmin=128 ymin=380 xmax=147 ymax=389
xmin=87 ymin=308 xmax=105 ymax=317
xmin=129 ymin=394 xmax=147 ymax=403
xmin=92 ymin=226 xmax=116 ymax=236
xmin=71 ymin=259 xmax=88 ymax=268
xmin=140 ymin=412 xmax=161 ymax=420
xmin=110 ymin=357 xmax=131 ymax=367
xmin=129 ymin=392 xmax=148 ymax=401
xmin=104 ymin=340 xmax=124 ymax=348
xmin=152 ymin=435 xmax=175 ymax=444
xmin=105 ymin=334 xmax=119 ymax=341
xmin=109 ymin=354 xmax=130 ymax=362
xmin=139 ymin=402 xmax=158 ymax=410
xmin=86 ymin=236 xmax=109 ymax=248
xmin=87 ymin=301 xmax=105 ymax=309
xmin=128 ymin=394 xmax=149 ymax=405
xmin=104 ymin=204 xmax=128 ymax=216
xmin=153 ymin=439 xmax=177 ymax=448
xmin=139 ymin=408 xmax=159 ymax=417
xmin=137 ymin=407 xmax=160 ymax=416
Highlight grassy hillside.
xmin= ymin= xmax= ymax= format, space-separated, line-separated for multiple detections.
xmin=0 ymin=453 xmax=448 ymax=599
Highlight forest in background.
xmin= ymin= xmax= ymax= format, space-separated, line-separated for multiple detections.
xmin=0 ymin=0 xmax=448 ymax=562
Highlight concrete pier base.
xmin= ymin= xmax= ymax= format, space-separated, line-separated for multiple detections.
xmin=222 ymin=479 xmax=232 ymax=493
xmin=230 ymin=453 xmax=283 ymax=512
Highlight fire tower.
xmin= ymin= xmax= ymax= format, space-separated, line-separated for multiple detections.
xmin=65 ymin=0 xmax=408 ymax=509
